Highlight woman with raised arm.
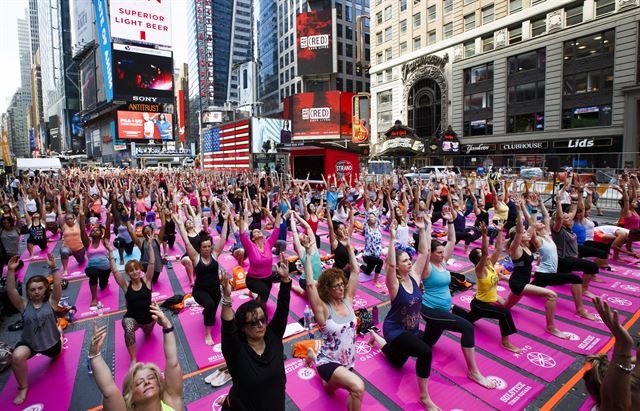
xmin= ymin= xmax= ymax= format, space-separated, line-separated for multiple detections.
xmin=112 ymin=235 xmax=156 ymax=363
xmin=239 ymin=202 xmax=285 ymax=303
xmin=218 ymin=253 xmax=291 ymax=411
xmin=327 ymin=201 xmax=356 ymax=275
xmin=305 ymin=238 xmax=365 ymax=411
xmin=421 ymin=208 xmax=495 ymax=388
xmin=291 ymin=213 xmax=321 ymax=298
xmin=463 ymin=222 xmax=521 ymax=353
xmin=111 ymin=199 xmax=135 ymax=265
xmin=7 ymin=253 xmax=62 ymax=405
xmin=301 ymin=189 xmax=323 ymax=248
xmin=360 ymin=208 xmax=384 ymax=286
xmin=88 ymin=304 xmax=182 ymax=411
xmin=502 ymin=197 xmax=569 ymax=339
xmin=447 ymin=188 xmax=482 ymax=254
xmin=57 ymin=191 xmax=88 ymax=276
xmin=127 ymin=217 xmax=165 ymax=284
xmin=22 ymin=195 xmax=48 ymax=259
xmin=174 ymin=205 xmax=228 ymax=346
xmin=367 ymin=216 xmax=440 ymax=410
xmin=84 ymin=222 xmax=113 ymax=308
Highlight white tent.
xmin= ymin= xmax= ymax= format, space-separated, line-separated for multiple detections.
xmin=16 ymin=158 xmax=62 ymax=170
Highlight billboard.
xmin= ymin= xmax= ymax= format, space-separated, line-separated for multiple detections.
xmin=80 ymin=51 xmax=97 ymax=110
xmin=251 ymin=118 xmax=287 ymax=153
xmin=71 ymin=0 xmax=95 ymax=57
xmin=94 ymin=0 xmax=113 ymax=101
xmin=117 ymin=111 xmax=173 ymax=140
xmin=112 ymin=43 xmax=174 ymax=103
xmin=290 ymin=91 xmax=353 ymax=140
xmin=296 ymin=9 xmax=336 ymax=76
xmin=352 ymin=94 xmax=370 ymax=143
xmin=109 ymin=0 xmax=172 ymax=47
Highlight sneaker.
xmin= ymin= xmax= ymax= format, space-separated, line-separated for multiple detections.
xmin=210 ymin=369 xmax=232 ymax=387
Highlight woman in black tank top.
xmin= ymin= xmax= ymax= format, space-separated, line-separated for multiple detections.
xmin=502 ymin=197 xmax=569 ymax=340
xmin=112 ymin=236 xmax=156 ymax=363
xmin=175 ymin=207 xmax=229 ymax=346
xmin=327 ymin=204 xmax=355 ymax=277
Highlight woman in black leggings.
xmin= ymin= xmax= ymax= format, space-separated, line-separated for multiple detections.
xmin=174 ymin=206 xmax=229 ymax=346
xmin=368 ymin=216 xmax=440 ymax=409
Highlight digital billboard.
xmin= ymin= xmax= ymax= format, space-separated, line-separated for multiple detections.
xmin=80 ymin=51 xmax=97 ymax=110
xmin=296 ymin=9 xmax=336 ymax=76
xmin=117 ymin=111 xmax=173 ymax=140
xmin=251 ymin=118 xmax=286 ymax=153
xmin=290 ymin=91 xmax=354 ymax=140
xmin=109 ymin=0 xmax=172 ymax=47
xmin=112 ymin=43 xmax=174 ymax=103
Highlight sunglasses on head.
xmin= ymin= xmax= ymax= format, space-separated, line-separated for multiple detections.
xmin=245 ymin=315 xmax=267 ymax=328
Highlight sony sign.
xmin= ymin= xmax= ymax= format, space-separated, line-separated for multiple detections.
xmin=301 ymin=107 xmax=331 ymax=121
xmin=300 ymin=34 xmax=330 ymax=49
xmin=132 ymin=96 xmax=159 ymax=103
xmin=568 ymin=138 xmax=594 ymax=148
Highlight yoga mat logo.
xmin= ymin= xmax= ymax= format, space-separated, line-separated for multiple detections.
xmin=592 ymin=314 xmax=605 ymax=324
xmin=565 ymin=332 xmax=581 ymax=341
xmin=297 ymin=367 xmax=316 ymax=380
xmin=460 ymin=295 xmax=473 ymax=304
xmin=353 ymin=297 xmax=367 ymax=309
xmin=526 ymin=352 xmax=556 ymax=368
xmin=22 ymin=405 xmax=44 ymax=411
xmin=213 ymin=344 xmax=222 ymax=353
xmin=356 ymin=340 xmax=372 ymax=355
xmin=488 ymin=376 xmax=507 ymax=390
xmin=189 ymin=306 xmax=204 ymax=314
xmin=212 ymin=394 xmax=226 ymax=411
xmin=619 ymin=284 xmax=640 ymax=292
xmin=496 ymin=285 xmax=505 ymax=292
xmin=607 ymin=296 xmax=632 ymax=307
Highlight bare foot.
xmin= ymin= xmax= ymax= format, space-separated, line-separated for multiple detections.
xmin=367 ymin=331 xmax=376 ymax=347
xmin=305 ymin=347 xmax=315 ymax=368
xmin=419 ymin=396 xmax=442 ymax=411
xmin=468 ymin=371 xmax=496 ymax=389
xmin=578 ymin=309 xmax=596 ymax=321
xmin=501 ymin=342 xmax=523 ymax=353
xmin=62 ymin=270 xmax=68 ymax=277
xmin=593 ymin=277 xmax=606 ymax=283
xmin=119 ymin=260 xmax=124 ymax=265
xmin=205 ymin=334 xmax=214 ymax=346
xmin=547 ymin=327 xmax=570 ymax=339
xmin=582 ymin=290 xmax=598 ymax=299
xmin=90 ymin=300 xmax=98 ymax=308
xmin=13 ymin=386 xmax=28 ymax=405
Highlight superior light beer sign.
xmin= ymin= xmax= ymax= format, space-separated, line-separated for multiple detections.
xmin=109 ymin=0 xmax=173 ymax=47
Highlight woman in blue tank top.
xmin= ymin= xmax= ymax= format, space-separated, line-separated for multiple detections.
xmin=421 ymin=211 xmax=496 ymax=389
xmin=367 ymin=217 xmax=440 ymax=410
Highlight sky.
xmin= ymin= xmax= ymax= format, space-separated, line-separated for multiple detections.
xmin=0 ymin=0 xmax=189 ymax=113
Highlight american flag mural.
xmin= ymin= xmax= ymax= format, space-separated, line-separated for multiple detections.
xmin=203 ymin=120 xmax=251 ymax=170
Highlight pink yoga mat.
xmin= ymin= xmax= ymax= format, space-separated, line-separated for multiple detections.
xmin=431 ymin=334 xmax=544 ymax=410
xmin=76 ymin=277 xmax=122 ymax=319
xmin=150 ymin=273 xmax=175 ymax=303
xmin=61 ymin=257 xmax=88 ymax=280
xmin=0 ymin=329 xmax=84 ymax=411
xmin=114 ymin=320 xmax=166 ymax=387
xmin=452 ymin=291 xmax=609 ymax=355
xmin=177 ymin=305 xmax=226 ymax=368
xmin=284 ymin=358 xmax=386 ymax=411
xmin=578 ymin=396 xmax=597 ymax=411
xmin=471 ymin=316 xmax=575 ymax=382
xmin=599 ymin=264 xmax=640 ymax=281
xmin=553 ymin=283 xmax=640 ymax=313
xmin=589 ymin=276 xmax=640 ymax=298
xmin=20 ymin=242 xmax=54 ymax=261
xmin=171 ymin=258 xmax=195 ymax=293
xmin=354 ymin=336 xmax=494 ymax=411
xmin=186 ymin=386 xmax=231 ymax=411
xmin=360 ymin=278 xmax=390 ymax=295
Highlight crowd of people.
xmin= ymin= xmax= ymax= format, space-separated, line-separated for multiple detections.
xmin=0 ymin=167 xmax=638 ymax=410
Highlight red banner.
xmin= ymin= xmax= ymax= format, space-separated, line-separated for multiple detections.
xmin=290 ymin=91 xmax=353 ymax=140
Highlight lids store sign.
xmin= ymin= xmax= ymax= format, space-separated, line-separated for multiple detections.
xmin=553 ymin=138 xmax=613 ymax=149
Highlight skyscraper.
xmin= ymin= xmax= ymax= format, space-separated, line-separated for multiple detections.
xmin=257 ymin=0 xmax=280 ymax=114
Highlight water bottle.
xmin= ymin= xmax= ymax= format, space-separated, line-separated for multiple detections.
xmin=96 ymin=302 xmax=104 ymax=317
xmin=86 ymin=356 xmax=93 ymax=374
xmin=303 ymin=305 xmax=313 ymax=338
xmin=372 ymin=306 xmax=379 ymax=325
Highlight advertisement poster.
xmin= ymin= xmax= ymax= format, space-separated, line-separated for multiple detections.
xmin=71 ymin=0 xmax=95 ymax=58
xmin=352 ymin=94 xmax=370 ymax=143
xmin=94 ymin=0 xmax=113 ymax=101
xmin=117 ymin=111 xmax=173 ymax=140
xmin=296 ymin=9 xmax=335 ymax=76
xmin=80 ymin=51 xmax=97 ymax=110
xmin=109 ymin=0 xmax=172 ymax=47
xmin=290 ymin=91 xmax=353 ymax=140
xmin=251 ymin=118 xmax=285 ymax=153
xmin=112 ymin=43 xmax=173 ymax=103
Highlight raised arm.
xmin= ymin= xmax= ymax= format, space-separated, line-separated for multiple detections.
xmin=442 ymin=208 xmax=456 ymax=261
xmin=88 ymin=323 xmax=127 ymax=411
xmin=412 ymin=216 xmax=432 ymax=278
xmin=475 ymin=223 xmax=490 ymax=279
xmin=47 ymin=253 xmax=63 ymax=307
xmin=173 ymin=213 xmax=198 ymax=262
xmin=213 ymin=203 xmax=229 ymax=258
xmin=144 ymin=235 xmax=156 ymax=284
xmin=490 ymin=222 xmax=504 ymax=266
xmin=345 ymin=241 xmax=359 ymax=301
xmin=290 ymin=214 xmax=304 ymax=257
xmin=304 ymin=243 xmax=328 ymax=326
xmin=6 ymin=257 xmax=26 ymax=312
xmin=149 ymin=304 xmax=183 ymax=404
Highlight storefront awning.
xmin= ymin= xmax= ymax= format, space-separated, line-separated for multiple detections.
xmin=16 ymin=158 xmax=62 ymax=170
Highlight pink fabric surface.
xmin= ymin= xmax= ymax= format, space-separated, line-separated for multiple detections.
xmin=0 ymin=330 xmax=84 ymax=411
xmin=75 ymin=277 xmax=122 ymax=319
xmin=114 ymin=320 xmax=165 ymax=387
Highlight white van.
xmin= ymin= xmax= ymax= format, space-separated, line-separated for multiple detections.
xmin=404 ymin=166 xmax=461 ymax=181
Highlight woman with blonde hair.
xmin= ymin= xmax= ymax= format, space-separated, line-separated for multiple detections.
xmin=88 ymin=303 xmax=182 ymax=411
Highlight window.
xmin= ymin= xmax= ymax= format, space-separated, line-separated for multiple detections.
xmin=464 ymin=40 xmax=475 ymax=58
xmin=345 ymin=5 xmax=353 ymax=22
xmin=378 ymin=111 xmax=393 ymax=128
xmin=464 ymin=91 xmax=493 ymax=110
xmin=562 ymin=105 xmax=612 ymax=128
xmin=508 ymin=112 xmax=545 ymax=132
xmin=509 ymin=0 xmax=523 ymax=14
xmin=509 ymin=26 xmax=522 ymax=44
xmin=444 ymin=23 xmax=453 ymax=39
xmin=531 ymin=17 xmax=546 ymax=37
xmin=376 ymin=52 xmax=383 ymax=64
xmin=508 ymin=49 xmax=545 ymax=73
xmin=464 ymin=63 xmax=494 ymax=84
xmin=400 ymin=41 xmax=408 ymax=55
xmin=385 ymin=6 xmax=393 ymax=20
xmin=482 ymin=6 xmax=494 ymax=24
xmin=596 ymin=0 xmax=616 ymax=17
xmin=565 ymin=4 xmax=583 ymax=26
xmin=413 ymin=36 xmax=422 ymax=50
xmin=563 ymin=68 xmax=613 ymax=94
xmin=564 ymin=30 xmax=615 ymax=60
xmin=508 ymin=81 xmax=545 ymax=102
xmin=400 ymin=19 xmax=407 ymax=34
xmin=385 ymin=27 xmax=393 ymax=41
xmin=464 ymin=0 xmax=475 ymax=4
xmin=464 ymin=13 xmax=475 ymax=31
xmin=385 ymin=47 xmax=393 ymax=61
xmin=376 ymin=72 xmax=383 ymax=84
xmin=482 ymin=35 xmax=494 ymax=52
xmin=428 ymin=5 xmax=436 ymax=21
xmin=532 ymin=0 xmax=546 ymax=4
xmin=376 ymin=11 xmax=382 ymax=25
xmin=346 ymin=26 xmax=353 ymax=40
xmin=376 ymin=31 xmax=383 ymax=45
xmin=400 ymin=0 xmax=407 ymax=12
xmin=428 ymin=30 xmax=436 ymax=45
xmin=414 ymin=13 xmax=421 ymax=27
xmin=378 ymin=89 xmax=393 ymax=106
xmin=346 ymin=43 xmax=353 ymax=57
xmin=444 ymin=0 xmax=453 ymax=15
xmin=464 ymin=119 xmax=493 ymax=136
